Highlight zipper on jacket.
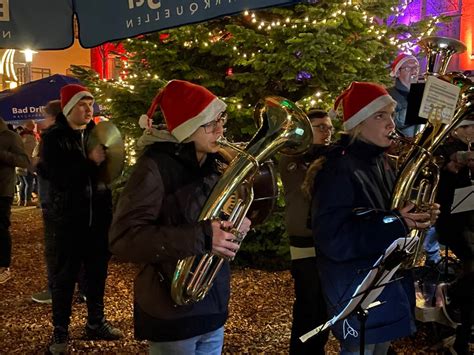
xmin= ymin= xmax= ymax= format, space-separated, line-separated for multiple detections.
xmin=80 ymin=130 xmax=93 ymax=227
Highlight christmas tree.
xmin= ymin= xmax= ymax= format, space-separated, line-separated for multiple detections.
xmin=74 ymin=0 xmax=446 ymax=266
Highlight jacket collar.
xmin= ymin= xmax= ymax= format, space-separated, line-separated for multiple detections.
xmin=339 ymin=134 xmax=387 ymax=161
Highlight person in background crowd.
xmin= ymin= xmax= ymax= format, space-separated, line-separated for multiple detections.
xmin=387 ymin=53 xmax=421 ymax=138
xmin=16 ymin=120 xmax=38 ymax=207
xmin=31 ymin=100 xmax=87 ymax=305
xmin=0 ymin=117 xmax=29 ymax=284
xmin=279 ymin=109 xmax=333 ymax=355
xmin=311 ymin=82 xmax=440 ymax=354
xmin=37 ymin=85 xmax=122 ymax=354
xmin=109 ymin=80 xmax=250 ymax=355
xmin=435 ymin=119 xmax=474 ymax=355
xmin=388 ymin=53 xmax=441 ymax=267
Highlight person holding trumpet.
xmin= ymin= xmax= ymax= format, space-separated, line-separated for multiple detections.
xmin=310 ymin=82 xmax=440 ymax=354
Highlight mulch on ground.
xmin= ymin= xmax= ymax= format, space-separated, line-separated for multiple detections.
xmin=0 ymin=206 xmax=448 ymax=354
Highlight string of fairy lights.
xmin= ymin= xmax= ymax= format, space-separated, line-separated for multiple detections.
xmin=98 ymin=0 xmax=442 ymax=135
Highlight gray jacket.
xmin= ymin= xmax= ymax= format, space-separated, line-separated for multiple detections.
xmin=0 ymin=118 xmax=29 ymax=197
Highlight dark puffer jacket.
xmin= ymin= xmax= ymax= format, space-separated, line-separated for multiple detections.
xmin=0 ymin=118 xmax=29 ymax=198
xmin=109 ymin=136 xmax=230 ymax=342
xmin=311 ymin=135 xmax=415 ymax=349
xmin=435 ymin=138 xmax=474 ymax=262
xmin=36 ymin=114 xmax=112 ymax=228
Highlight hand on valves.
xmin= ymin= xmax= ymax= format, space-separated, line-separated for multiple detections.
xmin=211 ymin=217 xmax=251 ymax=258
xmin=399 ymin=202 xmax=441 ymax=230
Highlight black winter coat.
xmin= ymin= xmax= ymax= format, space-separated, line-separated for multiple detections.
xmin=109 ymin=140 xmax=230 ymax=342
xmin=37 ymin=114 xmax=112 ymax=228
xmin=311 ymin=135 xmax=415 ymax=348
xmin=435 ymin=138 xmax=474 ymax=262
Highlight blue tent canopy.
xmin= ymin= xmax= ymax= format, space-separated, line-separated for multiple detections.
xmin=0 ymin=0 xmax=302 ymax=49
xmin=0 ymin=74 xmax=99 ymax=124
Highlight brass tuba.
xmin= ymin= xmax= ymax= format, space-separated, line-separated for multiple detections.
xmin=390 ymin=36 xmax=474 ymax=268
xmin=170 ymin=96 xmax=313 ymax=305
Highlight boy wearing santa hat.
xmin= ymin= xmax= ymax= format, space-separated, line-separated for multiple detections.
xmin=109 ymin=80 xmax=250 ymax=354
xmin=310 ymin=82 xmax=439 ymax=354
xmin=37 ymin=84 xmax=122 ymax=354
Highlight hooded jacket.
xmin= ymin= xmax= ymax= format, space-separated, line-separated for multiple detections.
xmin=109 ymin=129 xmax=230 ymax=342
xmin=0 ymin=118 xmax=29 ymax=197
xmin=36 ymin=113 xmax=111 ymax=228
xmin=311 ymin=135 xmax=415 ymax=348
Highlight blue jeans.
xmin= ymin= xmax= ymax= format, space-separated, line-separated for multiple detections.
xmin=18 ymin=172 xmax=34 ymax=203
xmin=149 ymin=327 xmax=224 ymax=355
xmin=423 ymin=226 xmax=441 ymax=264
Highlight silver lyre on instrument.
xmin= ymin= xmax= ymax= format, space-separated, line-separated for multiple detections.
xmin=389 ymin=36 xmax=474 ymax=268
xmin=170 ymin=96 xmax=313 ymax=305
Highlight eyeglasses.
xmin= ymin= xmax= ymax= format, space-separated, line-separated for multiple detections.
xmin=312 ymin=124 xmax=334 ymax=134
xmin=201 ymin=112 xmax=228 ymax=133
xmin=399 ymin=65 xmax=419 ymax=74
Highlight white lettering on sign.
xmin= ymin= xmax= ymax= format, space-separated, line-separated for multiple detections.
xmin=0 ymin=0 xmax=10 ymax=22
xmin=12 ymin=107 xmax=28 ymax=114
xmin=128 ymin=0 xmax=161 ymax=10
xmin=126 ymin=0 xmax=238 ymax=29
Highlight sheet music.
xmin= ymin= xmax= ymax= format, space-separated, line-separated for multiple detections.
xmin=300 ymin=236 xmax=418 ymax=343
xmin=451 ymin=185 xmax=474 ymax=214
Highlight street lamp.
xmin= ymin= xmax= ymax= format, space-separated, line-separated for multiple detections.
xmin=20 ymin=48 xmax=37 ymax=83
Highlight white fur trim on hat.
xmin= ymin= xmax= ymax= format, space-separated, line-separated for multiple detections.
xmin=343 ymin=95 xmax=397 ymax=130
xmin=390 ymin=55 xmax=418 ymax=77
xmin=63 ymin=91 xmax=94 ymax=116
xmin=171 ymin=97 xmax=227 ymax=142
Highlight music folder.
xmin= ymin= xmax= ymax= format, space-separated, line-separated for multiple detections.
xmin=405 ymin=83 xmax=427 ymax=126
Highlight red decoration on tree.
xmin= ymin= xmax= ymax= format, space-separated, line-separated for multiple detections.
xmin=159 ymin=33 xmax=170 ymax=43
xmin=226 ymin=67 xmax=234 ymax=76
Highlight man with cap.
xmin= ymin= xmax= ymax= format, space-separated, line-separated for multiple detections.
xmin=434 ymin=119 xmax=474 ymax=354
xmin=37 ymin=84 xmax=122 ymax=354
xmin=279 ymin=109 xmax=332 ymax=355
xmin=109 ymin=79 xmax=250 ymax=354
xmin=0 ymin=117 xmax=29 ymax=284
xmin=387 ymin=53 xmax=421 ymax=138
xmin=310 ymin=82 xmax=439 ymax=354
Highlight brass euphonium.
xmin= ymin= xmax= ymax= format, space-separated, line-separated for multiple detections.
xmin=170 ymin=96 xmax=313 ymax=305
xmin=390 ymin=36 xmax=474 ymax=268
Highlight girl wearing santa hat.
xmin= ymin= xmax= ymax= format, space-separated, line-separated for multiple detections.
xmin=110 ymin=80 xmax=251 ymax=354
xmin=310 ymin=82 xmax=439 ymax=354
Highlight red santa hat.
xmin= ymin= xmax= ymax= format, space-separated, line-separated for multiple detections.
xmin=333 ymin=82 xmax=396 ymax=130
xmin=60 ymin=84 xmax=94 ymax=116
xmin=140 ymin=80 xmax=226 ymax=142
xmin=390 ymin=53 xmax=418 ymax=77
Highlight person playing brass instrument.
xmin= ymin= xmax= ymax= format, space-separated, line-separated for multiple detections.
xmin=435 ymin=119 xmax=474 ymax=355
xmin=109 ymin=80 xmax=250 ymax=355
xmin=310 ymin=82 xmax=440 ymax=354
